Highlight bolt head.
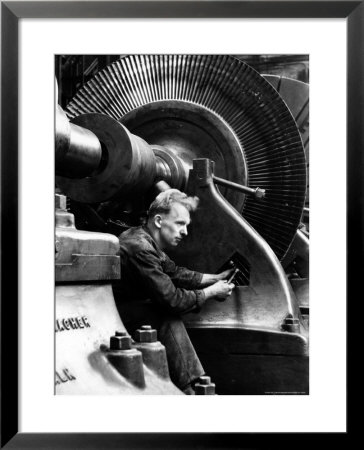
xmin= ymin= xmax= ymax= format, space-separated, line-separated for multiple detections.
xmin=55 ymin=194 xmax=67 ymax=210
xmin=255 ymin=188 xmax=266 ymax=199
xmin=284 ymin=317 xmax=299 ymax=324
xmin=134 ymin=327 xmax=157 ymax=343
xmin=195 ymin=383 xmax=215 ymax=395
xmin=282 ymin=322 xmax=300 ymax=333
xmin=110 ymin=335 xmax=131 ymax=350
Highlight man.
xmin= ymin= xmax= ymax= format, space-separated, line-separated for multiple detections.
xmin=114 ymin=189 xmax=235 ymax=394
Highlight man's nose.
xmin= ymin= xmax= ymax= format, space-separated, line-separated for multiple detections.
xmin=180 ymin=226 xmax=187 ymax=236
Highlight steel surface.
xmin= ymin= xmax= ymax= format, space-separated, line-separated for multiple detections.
xmin=55 ymin=284 xmax=182 ymax=395
xmin=56 ymin=113 xmax=157 ymax=203
xmin=56 ymin=105 xmax=102 ymax=178
xmin=55 ymin=195 xmax=120 ymax=282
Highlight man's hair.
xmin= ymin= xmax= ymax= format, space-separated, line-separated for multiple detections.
xmin=147 ymin=189 xmax=199 ymax=219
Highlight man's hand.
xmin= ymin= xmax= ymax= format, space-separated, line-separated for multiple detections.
xmin=216 ymin=267 xmax=236 ymax=281
xmin=203 ymin=280 xmax=235 ymax=301
xmin=200 ymin=267 xmax=236 ymax=287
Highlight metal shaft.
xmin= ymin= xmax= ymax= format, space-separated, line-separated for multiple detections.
xmin=56 ymin=105 xmax=102 ymax=179
xmin=213 ymin=175 xmax=265 ymax=199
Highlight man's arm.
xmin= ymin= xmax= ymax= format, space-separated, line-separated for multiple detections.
xmin=163 ymin=253 xmax=235 ymax=302
xmin=163 ymin=254 xmax=204 ymax=289
xmin=131 ymin=250 xmax=235 ymax=314
xmin=164 ymin=255 xmax=235 ymax=289
xmin=199 ymin=268 xmax=236 ymax=287
xmin=131 ymin=249 xmax=205 ymax=314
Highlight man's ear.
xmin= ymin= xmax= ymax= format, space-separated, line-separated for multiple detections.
xmin=154 ymin=215 xmax=163 ymax=229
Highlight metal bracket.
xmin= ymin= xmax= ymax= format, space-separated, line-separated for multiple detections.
xmin=183 ymin=159 xmax=301 ymax=332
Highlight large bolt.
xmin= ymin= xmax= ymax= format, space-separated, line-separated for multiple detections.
xmin=285 ymin=318 xmax=299 ymax=324
xmin=195 ymin=376 xmax=216 ymax=395
xmin=133 ymin=326 xmax=170 ymax=379
xmin=282 ymin=315 xmax=300 ymax=333
xmin=134 ymin=325 xmax=158 ymax=343
xmin=55 ymin=194 xmax=67 ymax=210
xmin=254 ymin=187 xmax=266 ymax=199
xmin=110 ymin=334 xmax=132 ymax=350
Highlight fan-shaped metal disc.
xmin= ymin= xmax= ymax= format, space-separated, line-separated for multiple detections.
xmin=263 ymin=75 xmax=309 ymax=156
xmin=65 ymin=55 xmax=307 ymax=261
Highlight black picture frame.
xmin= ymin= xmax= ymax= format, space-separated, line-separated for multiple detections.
xmin=1 ymin=1 xmax=358 ymax=448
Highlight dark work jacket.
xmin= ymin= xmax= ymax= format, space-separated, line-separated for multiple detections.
xmin=115 ymin=226 xmax=206 ymax=315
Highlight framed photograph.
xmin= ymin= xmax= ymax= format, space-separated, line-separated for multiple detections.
xmin=1 ymin=1 xmax=358 ymax=448
xmin=54 ymin=51 xmax=310 ymax=396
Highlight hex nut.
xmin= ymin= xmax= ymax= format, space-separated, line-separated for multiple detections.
xmin=134 ymin=327 xmax=157 ymax=343
xmin=284 ymin=317 xmax=299 ymax=324
xmin=281 ymin=317 xmax=300 ymax=332
xmin=255 ymin=188 xmax=266 ymax=199
xmin=110 ymin=335 xmax=132 ymax=350
xmin=195 ymin=383 xmax=216 ymax=395
xmin=55 ymin=194 xmax=67 ymax=210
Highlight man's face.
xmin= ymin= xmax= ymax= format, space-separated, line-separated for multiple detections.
xmin=158 ymin=203 xmax=191 ymax=249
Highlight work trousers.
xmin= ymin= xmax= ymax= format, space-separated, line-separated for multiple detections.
xmin=116 ymin=299 xmax=204 ymax=390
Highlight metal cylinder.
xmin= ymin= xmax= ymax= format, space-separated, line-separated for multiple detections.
xmin=155 ymin=157 xmax=171 ymax=183
xmin=152 ymin=145 xmax=189 ymax=191
xmin=213 ymin=175 xmax=265 ymax=199
xmin=55 ymin=105 xmax=102 ymax=178
xmin=56 ymin=113 xmax=157 ymax=204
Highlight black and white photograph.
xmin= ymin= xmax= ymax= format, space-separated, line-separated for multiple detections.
xmin=55 ymin=54 xmax=309 ymax=396
xmin=1 ymin=0 xmax=356 ymax=444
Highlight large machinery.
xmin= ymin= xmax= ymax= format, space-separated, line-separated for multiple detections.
xmin=55 ymin=55 xmax=309 ymax=394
